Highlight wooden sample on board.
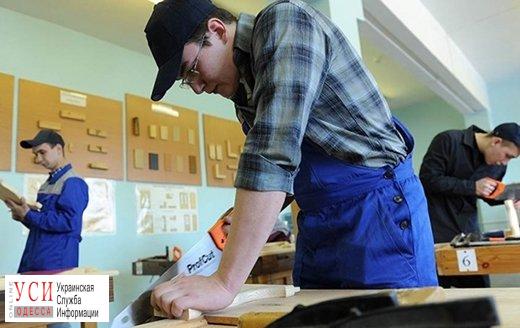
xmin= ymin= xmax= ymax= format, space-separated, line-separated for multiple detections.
xmin=60 ymin=109 xmax=86 ymax=121
xmin=126 ymin=94 xmax=201 ymax=184
xmin=87 ymin=128 xmax=107 ymax=138
xmin=149 ymin=153 xmax=159 ymax=170
xmin=188 ymin=155 xmax=197 ymax=174
xmin=38 ymin=120 xmax=62 ymax=131
xmin=88 ymin=162 xmax=109 ymax=170
xmin=213 ymin=164 xmax=226 ymax=180
xmin=226 ymin=140 xmax=238 ymax=158
xmin=132 ymin=117 xmax=140 ymax=136
xmin=134 ymin=149 xmax=145 ymax=169
xmin=0 ymin=72 xmax=14 ymax=171
xmin=203 ymin=115 xmax=245 ymax=187
xmin=17 ymin=79 xmax=123 ymax=179
xmin=149 ymin=125 xmax=158 ymax=139
xmin=87 ymin=144 xmax=107 ymax=154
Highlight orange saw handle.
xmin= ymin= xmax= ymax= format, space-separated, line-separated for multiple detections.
xmin=488 ymin=179 xmax=506 ymax=200
xmin=208 ymin=207 xmax=233 ymax=251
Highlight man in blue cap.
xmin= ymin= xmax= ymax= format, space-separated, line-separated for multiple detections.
xmin=145 ymin=0 xmax=438 ymax=316
xmin=420 ymin=122 xmax=520 ymax=288
xmin=4 ymin=129 xmax=89 ymax=274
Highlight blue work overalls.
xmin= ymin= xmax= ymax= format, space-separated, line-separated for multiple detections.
xmin=292 ymin=117 xmax=438 ymax=288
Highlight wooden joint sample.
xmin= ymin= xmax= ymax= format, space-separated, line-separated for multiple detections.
xmin=132 ymin=117 xmax=140 ymax=136
xmin=87 ymin=144 xmax=107 ymax=154
xmin=68 ymin=143 xmax=74 ymax=153
xmin=208 ymin=144 xmax=216 ymax=160
xmin=148 ymin=124 xmax=157 ymax=139
xmin=87 ymin=128 xmax=107 ymax=138
xmin=134 ymin=149 xmax=145 ymax=169
xmin=188 ymin=155 xmax=197 ymax=174
xmin=226 ymin=140 xmax=238 ymax=158
xmin=213 ymin=164 xmax=226 ymax=179
xmin=216 ymin=144 xmax=223 ymax=161
xmin=60 ymin=109 xmax=86 ymax=121
xmin=160 ymin=126 xmax=169 ymax=140
xmin=38 ymin=120 xmax=62 ymax=131
xmin=227 ymin=164 xmax=238 ymax=170
xmin=88 ymin=162 xmax=108 ymax=170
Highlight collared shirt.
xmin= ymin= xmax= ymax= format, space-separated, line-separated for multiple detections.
xmin=419 ymin=125 xmax=507 ymax=242
xmin=231 ymin=0 xmax=407 ymax=194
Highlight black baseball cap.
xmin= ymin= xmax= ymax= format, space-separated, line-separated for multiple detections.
xmin=145 ymin=0 xmax=216 ymax=101
xmin=492 ymin=123 xmax=520 ymax=148
xmin=20 ymin=129 xmax=65 ymax=149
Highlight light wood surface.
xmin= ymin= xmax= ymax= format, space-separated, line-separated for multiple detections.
xmin=16 ymin=79 xmax=123 ymax=179
xmin=126 ymin=94 xmax=201 ymax=184
xmin=203 ymin=115 xmax=245 ymax=188
xmin=0 ymin=72 xmax=14 ymax=172
xmin=435 ymin=242 xmax=520 ymax=275
xmin=139 ymin=287 xmax=520 ymax=328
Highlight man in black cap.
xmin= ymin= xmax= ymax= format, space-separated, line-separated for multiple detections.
xmin=4 ymin=129 xmax=88 ymax=273
xmin=420 ymin=122 xmax=520 ymax=288
xmin=146 ymin=0 xmax=438 ymax=317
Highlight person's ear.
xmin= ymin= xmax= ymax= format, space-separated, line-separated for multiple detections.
xmin=491 ymin=136 xmax=502 ymax=147
xmin=207 ymin=18 xmax=229 ymax=43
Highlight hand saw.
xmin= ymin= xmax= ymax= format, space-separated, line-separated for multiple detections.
xmin=487 ymin=180 xmax=520 ymax=201
xmin=111 ymin=208 xmax=232 ymax=327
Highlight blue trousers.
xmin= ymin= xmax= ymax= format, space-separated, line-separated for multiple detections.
xmin=293 ymin=118 xmax=438 ymax=288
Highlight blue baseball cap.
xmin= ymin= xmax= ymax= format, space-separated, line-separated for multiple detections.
xmin=145 ymin=0 xmax=216 ymax=101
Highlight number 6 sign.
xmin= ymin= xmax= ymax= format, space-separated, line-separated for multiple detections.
xmin=456 ymin=249 xmax=478 ymax=272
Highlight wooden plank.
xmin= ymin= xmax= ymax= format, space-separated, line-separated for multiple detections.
xmin=435 ymin=242 xmax=520 ymax=275
xmin=136 ymin=318 xmax=208 ymax=328
xmin=160 ymin=126 xmax=169 ymax=140
xmin=0 ymin=181 xmax=42 ymax=210
xmin=87 ymin=144 xmax=107 ymax=154
xmin=134 ymin=149 xmax=145 ymax=169
xmin=88 ymin=162 xmax=109 ymax=170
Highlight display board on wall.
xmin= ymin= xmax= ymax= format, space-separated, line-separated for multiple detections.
xmin=16 ymin=79 xmax=123 ymax=179
xmin=0 ymin=72 xmax=14 ymax=171
xmin=135 ymin=184 xmax=198 ymax=235
xmin=23 ymin=174 xmax=116 ymax=235
xmin=126 ymin=94 xmax=201 ymax=185
xmin=203 ymin=114 xmax=245 ymax=187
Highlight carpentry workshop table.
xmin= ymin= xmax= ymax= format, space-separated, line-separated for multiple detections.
xmin=435 ymin=242 xmax=520 ymax=275
xmin=136 ymin=287 xmax=520 ymax=327
xmin=0 ymin=267 xmax=116 ymax=328
xmin=133 ymin=242 xmax=296 ymax=285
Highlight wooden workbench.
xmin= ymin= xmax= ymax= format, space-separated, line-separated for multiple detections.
xmin=435 ymin=242 xmax=520 ymax=275
xmin=136 ymin=287 xmax=520 ymax=327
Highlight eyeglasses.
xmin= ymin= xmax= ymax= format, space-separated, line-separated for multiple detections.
xmin=179 ymin=36 xmax=206 ymax=89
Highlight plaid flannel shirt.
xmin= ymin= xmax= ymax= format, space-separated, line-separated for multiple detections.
xmin=232 ymin=0 xmax=407 ymax=194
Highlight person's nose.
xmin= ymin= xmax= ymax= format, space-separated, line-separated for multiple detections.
xmin=190 ymin=79 xmax=205 ymax=95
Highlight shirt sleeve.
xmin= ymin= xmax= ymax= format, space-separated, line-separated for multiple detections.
xmin=24 ymin=177 xmax=89 ymax=233
xmin=419 ymin=133 xmax=475 ymax=196
xmin=234 ymin=2 xmax=328 ymax=194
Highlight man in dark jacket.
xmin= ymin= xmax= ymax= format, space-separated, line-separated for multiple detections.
xmin=4 ymin=129 xmax=89 ymax=273
xmin=420 ymin=122 xmax=520 ymax=288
